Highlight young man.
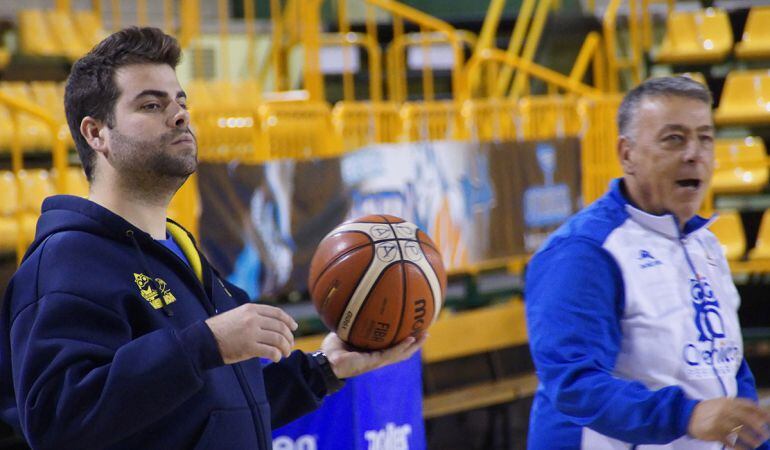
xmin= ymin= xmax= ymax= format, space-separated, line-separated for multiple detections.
xmin=525 ymin=76 xmax=770 ymax=449
xmin=0 ymin=27 xmax=424 ymax=449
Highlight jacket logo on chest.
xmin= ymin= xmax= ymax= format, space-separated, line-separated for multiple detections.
xmin=690 ymin=277 xmax=724 ymax=342
xmin=133 ymin=273 xmax=177 ymax=310
xmin=638 ymin=249 xmax=663 ymax=269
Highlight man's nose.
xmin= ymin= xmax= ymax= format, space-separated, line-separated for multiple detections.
xmin=169 ymin=103 xmax=190 ymax=128
xmin=683 ymin=139 xmax=705 ymax=163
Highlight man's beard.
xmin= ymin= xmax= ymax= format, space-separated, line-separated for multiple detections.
xmin=109 ymin=127 xmax=198 ymax=181
xmin=106 ymin=127 xmax=198 ymax=204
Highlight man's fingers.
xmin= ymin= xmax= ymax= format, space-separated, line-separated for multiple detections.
xmin=251 ymin=342 xmax=284 ymax=363
xmin=379 ymin=333 xmax=428 ymax=363
xmin=248 ymin=304 xmax=298 ymax=330
xmin=738 ymin=414 xmax=770 ymax=445
xmin=734 ymin=402 xmax=770 ymax=445
xmin=255 ymin=329 xmax=293 ymax=357
xmin=254 ymin=317 xmax=296 ymax=347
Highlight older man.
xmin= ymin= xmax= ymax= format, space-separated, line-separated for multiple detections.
xmin=526 ymin=76 xmax=770 ymax=449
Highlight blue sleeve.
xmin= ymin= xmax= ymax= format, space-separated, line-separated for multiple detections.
xmin=736 ymin=357 xmax=759 ymax=401
xmin=263 ymin=351 xmax=325 ymax=428
xmin=10 ymin=292 xmax=223 ymax=450
xmin=525 ymin=239 xmax=699 ymax=444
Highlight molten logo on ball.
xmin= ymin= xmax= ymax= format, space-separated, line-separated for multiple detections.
xmin=308 ymin=215 xmax=447 ymax=350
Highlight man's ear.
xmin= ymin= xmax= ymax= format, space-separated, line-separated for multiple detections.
xmin=80 ymin=116 xmax=108 ymax=156
xmin=617 ymin=135 xmax=634 ymax=175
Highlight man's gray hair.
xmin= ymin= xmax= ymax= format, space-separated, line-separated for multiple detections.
xmin=617 ymin=76 xmax=713 ymax=137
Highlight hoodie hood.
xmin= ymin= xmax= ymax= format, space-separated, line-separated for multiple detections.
xmin=27 ymin=195 xmax=158 ymax=262
xmin=29 ymin=195 xmax=202 ymax=317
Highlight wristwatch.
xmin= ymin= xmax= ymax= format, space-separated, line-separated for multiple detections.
xmin=311 ymin=351 xmax=346 ymax=395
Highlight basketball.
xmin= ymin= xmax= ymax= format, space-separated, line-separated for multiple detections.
xmin=308 ymin=215 xmax=447 ymax=350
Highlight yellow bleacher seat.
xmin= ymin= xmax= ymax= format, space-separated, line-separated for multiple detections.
xmin=0 ymin=48 xmax=10 ymax=70
xmin=709 ymin=211 xmax=746 ymax=261
xmin=0 ymin=171 xmax=19 ymax=252
xmin=53 ymin=166 xmax=89 ymax=198
xmin=676 ymin=72 xmax=707 ymax=86
xmin=712 ymin=137 xmax=768 ymax=194
xmin=0 ymin=106 xmax=12 ymax=152
xmin=656 ymin=8 xmax=733 ymax=64
xmin=29 ymin=81 xmax=74 ymax=147
xmin=0 ymin=82 xmax=53 ymax=150
xmin=735 ymin=6 xmax=770 ymax=60
xmin=46 ymin=10 xmax=90 ymax=62
xmin=73 ymin=10 xmax=107 ymax=51
xmin=749 ymin=209 xmax=770 ymax=260
xmin=17 ymin=169 xmax=55 ymax=245
xmin=18 ymin=10 xmax=60 ymax=57
xmin=29 ymin=82 xmax=65 ymax=123
xmin=714 ymin=70 xmax=770 ymax=126
xmin=18 ymin=169 xmax=55 ymax=214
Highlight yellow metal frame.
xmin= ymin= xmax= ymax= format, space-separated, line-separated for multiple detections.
xmin=510 ymin=0 xmax=552 ymax=98
xmin=470 ymin=0 xmax=507 ymax=93
xmin=367 ymin=0 xmax=468 ymax=102
xmin=494 ymin=0 xmax=536 ymax=97
xmin=386 ymin=30 xmax=477 ymax=102
xmin=314 ymin=32 xmax=384 ymax=102
xmin=464 ymin=48 xmax=602 ymax=99
xmin=569 ymin=31 xmax=607 ymax=92
xmin=603 ymin=0 xmax=644 ymax=92
xmin=302 ymin=0 xmax=325 ymax=101
xmin=578 ymin=95 xmax=623 ymax=204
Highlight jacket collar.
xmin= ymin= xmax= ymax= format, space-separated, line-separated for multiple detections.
xmin=608 ymin=178 xmax=715 ymax=239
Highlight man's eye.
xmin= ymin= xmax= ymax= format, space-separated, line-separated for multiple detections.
xmin=699 ymin=135 xmax=714 ymax=143
xmin=664 ymin=134 xmax=685 ymax=143
xmin=142 ymin=103 xmax=161 ymax=111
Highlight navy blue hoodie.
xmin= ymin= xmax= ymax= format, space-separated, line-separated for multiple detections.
xmin=0 ymin=195 xmax=328 ymax=449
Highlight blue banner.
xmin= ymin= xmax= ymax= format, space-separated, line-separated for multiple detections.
xmin=272 ymin=353 xmax=425 ymax=450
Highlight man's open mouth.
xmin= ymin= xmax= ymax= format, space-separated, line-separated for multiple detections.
xmin=676 ymin=179 xmax=701 ymax=189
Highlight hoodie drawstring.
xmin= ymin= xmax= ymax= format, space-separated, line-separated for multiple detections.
xmin=126 ymin=229 xmax=174 ymax=317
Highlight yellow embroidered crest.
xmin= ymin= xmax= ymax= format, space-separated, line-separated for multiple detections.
xmin=133 ymin=273 xmax=177 ymax=309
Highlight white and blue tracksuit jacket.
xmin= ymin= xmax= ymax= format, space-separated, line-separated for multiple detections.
xmin=525 ymin=178 xmax=767 ymax=449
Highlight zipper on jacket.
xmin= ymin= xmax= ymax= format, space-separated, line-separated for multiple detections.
xmin=678 ymin=234 xmax=729 ymax=397
xmin=233 ymin=363 xmax=269 ymax=450
xmin=154 ymin=231 xmax=265 ymax=446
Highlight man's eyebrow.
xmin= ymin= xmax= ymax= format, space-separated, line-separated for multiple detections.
xmin=133 ymin=90 xmax=187 ymax=101
xmin=659 ymin=124 xmax=714 ymax=133
xmin=660 ymin=124 xmax=688 ymax=132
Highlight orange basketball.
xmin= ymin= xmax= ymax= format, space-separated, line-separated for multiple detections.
xmin=308 ymin=215 xmax=447 ymax=350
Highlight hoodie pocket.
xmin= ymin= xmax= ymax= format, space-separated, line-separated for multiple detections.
xmin=193 ymin=408 xmax=260 ymax=450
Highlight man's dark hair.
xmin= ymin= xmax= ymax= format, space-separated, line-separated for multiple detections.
xmin=64 ymin=27 xmax=181 ymax=182
xmin=617 ymin=76 xmax=713 ymax=138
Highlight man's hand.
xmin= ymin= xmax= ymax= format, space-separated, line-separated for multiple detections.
xmin=320 ymin=332 xmax=427 ymax=379
xmin=688 ymin=398 xmax=770 ymax=449
xmin=205 ymin=304 xmax=298 ymax=364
